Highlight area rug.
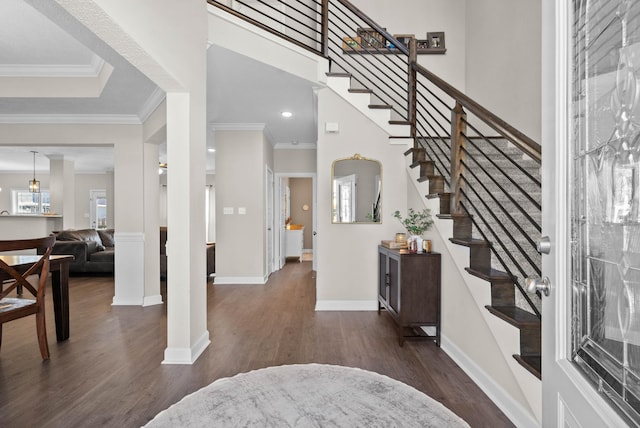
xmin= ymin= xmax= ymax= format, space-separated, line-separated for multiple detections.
xmin=144 ymin=363 xmax=470 ymax=427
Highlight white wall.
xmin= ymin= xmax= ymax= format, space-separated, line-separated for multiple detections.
xmin=274 ymin=148 xmax=316 ymax=173
xmin=316 ymin=87 xmax=407 ymax=308
xmin=74 ymin=173 xmax=113 ymax=229
xmin=465 ymin=0 xmax=541 ymax=142
xmin=215 ymin=129 xmax=272 ymax=283
xmin=0 ymin=172 xmax=109 ymax=229
xmin=350 ymin=0 xmax=467 ymax=92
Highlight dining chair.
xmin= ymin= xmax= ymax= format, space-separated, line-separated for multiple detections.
xmin=0 ymin=236 xmax=56 ymax=360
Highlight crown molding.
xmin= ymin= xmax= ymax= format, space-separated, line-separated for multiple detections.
xmin=138 ymin=87 xmax=166 ymax=123
xmin=209 ymin=123 xmax=266 ymax=132
xmin=0 ymin=114 xmax=141 ymax=124
xmin=0 ymin=54 xmax=106 ymax=77
xmin=273 ymin=142 xmax=316 ymax=149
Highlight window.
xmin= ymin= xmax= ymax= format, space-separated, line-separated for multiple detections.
xmin=12 ymin=190 xmax=50 ymax=214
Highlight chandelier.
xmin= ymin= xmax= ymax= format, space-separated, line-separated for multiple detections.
xmin=28 ymin=151 xmax=40 ymax=193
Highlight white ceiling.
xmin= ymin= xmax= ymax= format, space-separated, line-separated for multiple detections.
xmin=0 ymin=0 xmax=317 ymax=174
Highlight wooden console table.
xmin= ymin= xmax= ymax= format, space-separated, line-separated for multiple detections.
xmin=378 ymin=246 xmax=441 ymax=346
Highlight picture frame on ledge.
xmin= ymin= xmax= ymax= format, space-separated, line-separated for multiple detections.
xmin=427 ymin=32 xmax=445 ymax=49
xmin=416 ymin=39 xmax=429 ymax=50
xmin=342 ymin=36 xmax=361 ymax=50
xmin=393 ymin=34 xmax=415 ymax=49
xmin=357 ymin=27 xmax=386 ymax=49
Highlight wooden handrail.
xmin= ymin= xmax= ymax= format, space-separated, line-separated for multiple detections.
xmin=207 ymin=0 xmax=327 ymax=58
xmin=411 ymin=62 xmax=541 ymax=163
xmin=333 ymin=0 xmax=410 ymax=57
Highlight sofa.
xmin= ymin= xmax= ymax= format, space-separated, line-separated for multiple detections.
xmin=160 ymin=227 xmax=215 ymax=279
xmin=47 ymin=229 xmax=115 ymax=274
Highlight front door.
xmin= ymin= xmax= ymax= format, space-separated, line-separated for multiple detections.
xmin=543 ymin=0 xmax=640 ymax=425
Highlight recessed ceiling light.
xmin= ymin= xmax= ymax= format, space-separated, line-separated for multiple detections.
xmin=281 ymin=111 xmax=293 ymax=118
xmin=208 ymin=148 xmax=216 ymax=153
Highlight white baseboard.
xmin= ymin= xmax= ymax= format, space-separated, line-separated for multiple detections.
xmin=441 ymin=334 xmax=539 ymax=428
xmin=214 ymin=276 xmax=267 ymax=284
xmin=112 ymin=296 xmax=143 ymax=306
xmin=315 ymin=300 xmax=377 ymax=311
xmin=142 ymin=294 xmax=163 ymax=307
xmin=162 ymin=331 xmax=211 ymax=365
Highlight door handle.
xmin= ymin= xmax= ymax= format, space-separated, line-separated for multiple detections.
xmin=526 ymin=276 xmax=550 ymax=296
xmin=313 ymin=231 xmax=317 ymax=236
xmin=537 ymin=236 xmax=551 ymax=254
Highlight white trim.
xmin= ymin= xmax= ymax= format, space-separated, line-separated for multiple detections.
xmin=162 ymin=331 xmax=211 ymax=365
xmin=213 ymin=276 xmax=267 ymax=284
xmin=0 ymin=114 xmax=141 ymax=124
xmin=112 ymin=232 xmax=145 ymax=306
xmin=0 ymin=54 xmax=106 ymax=77
xmin=273 ymin=142 xmax=316 ymax=149
xmin=441 ymin=334 xmax=539 ymax=428
xmin=209 ymin=122 xmax=266 ymax=132
xmin=138 ymin=87 xmax=166 ymax=123
xmin=142 ymin=294 xmax=163 ymax=307
xmin=315 ymin=300 xmax=378 ymax=311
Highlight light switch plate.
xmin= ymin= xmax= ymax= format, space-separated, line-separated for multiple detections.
xmin=223 ymin=207 xmax=234 ymax=215
xmin=238 ymin=207 xmax=246 ymax=215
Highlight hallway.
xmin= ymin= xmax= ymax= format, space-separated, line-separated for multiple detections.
xmin=0 ymin=261 xmax=512 ymax=427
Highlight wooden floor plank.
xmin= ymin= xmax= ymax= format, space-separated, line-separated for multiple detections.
xmin=0 ymin=262 xmax=513 ymax=427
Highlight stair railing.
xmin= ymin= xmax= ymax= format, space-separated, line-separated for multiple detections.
xmin=207 ymin=0 xmax=542 ymax=318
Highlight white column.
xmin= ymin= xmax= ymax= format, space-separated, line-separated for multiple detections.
xmin=106 ymin=170 xmax=114 ymax=229
xmin=48 ymin=155 xmax=75 ymax=229
xmin=163 ymin=92 xmax=210 ymax=364
xmin=112 ymin=137 xmax=145 ymax=306
xmin=143 ymin=141 xmax=162 ymax=306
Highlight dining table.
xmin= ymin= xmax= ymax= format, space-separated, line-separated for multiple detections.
xmin=0 ymin=254 xmax=74 ymax=341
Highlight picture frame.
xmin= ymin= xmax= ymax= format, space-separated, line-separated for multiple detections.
xmin=342 ymin=36 xmax=362 ymax=50
xmin=357 ymin=28 xmax=385 ymax=49
xmin=393 ymin=34 xmax=415 ymax=49
xmin=416 ymin=39 xmax=429 ymax=50
xmin=426 ymin=32 xmax=445 ymax=49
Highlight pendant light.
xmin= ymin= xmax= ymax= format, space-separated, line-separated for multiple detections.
xmin=28 ymin=151 xmax=40 ymax=193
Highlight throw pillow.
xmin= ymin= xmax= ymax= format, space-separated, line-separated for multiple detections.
xmin=98 ymin=229 xmax=115 ymax=247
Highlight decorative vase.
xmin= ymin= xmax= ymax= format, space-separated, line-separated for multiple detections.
xmin=408 ymin=235 xmax=423 ymax=253
xmin=415 ymin=235 xmax=424 ymax=253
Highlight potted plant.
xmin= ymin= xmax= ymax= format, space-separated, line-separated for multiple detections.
xmin=394 ymin=208 xmax=433 ymax=253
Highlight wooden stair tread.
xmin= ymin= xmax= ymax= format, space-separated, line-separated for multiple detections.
xmin=426 ymin=192 xmax=450 ymax=200
xmin=485 ymin=305 xmax=540 ymax=328
xmin=513 ymin=355 xmax=541 ymax=379
xmin=417 ymin=175 xmax=442 ymax=183
xmin=410 ymin=159 xmax=434 ymax=169
xmin=369 ymin=104 xmax=392 ymax=109
xmin=326 ymin=72 xmax=351 ymax=77
xmin=348 ymin=88 xmax=372 ymax=93
xmin=404 ymin=147 xmax=425 ymax=156
xmin=389 ymin=120 xmax=410 ymax=125
xmin=449 ymin=237 xmax=491 ymax=247
xmin=465 ymin=267 xmax=511 ymax=282
xmin=436 ymin=214 xmax=453 ymax=220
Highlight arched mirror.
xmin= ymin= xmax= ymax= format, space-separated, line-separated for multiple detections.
xmin=331 ymin=154 xmax=381 ymax=223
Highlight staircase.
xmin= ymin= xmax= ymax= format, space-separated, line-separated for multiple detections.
xmin=208 ymin=0 xmax=542 ymax=424
xmin=326 ymin=69 xmax=542 ymax=379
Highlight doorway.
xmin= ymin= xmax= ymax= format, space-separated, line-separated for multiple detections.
xmin=89 ymin=189 xmax=107 ymax=229
xmin=276 ymin=173 xmax=317 ymax=271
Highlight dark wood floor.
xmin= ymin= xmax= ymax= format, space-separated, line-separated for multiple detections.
xmin=0 ymin=261 xmax=513 ymax=427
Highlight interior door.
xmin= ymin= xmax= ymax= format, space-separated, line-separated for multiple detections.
xmin=89 ymin=189 xmax=107 ymax=229
xmin=266 ymin=167 xmax=274 ymax=277
xmin=542 ymin=0 xmax=639 ymax=425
